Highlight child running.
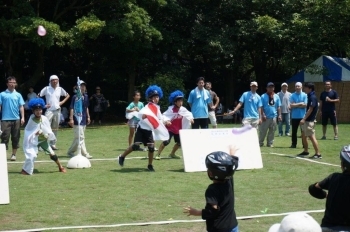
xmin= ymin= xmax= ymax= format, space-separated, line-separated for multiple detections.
xmin=125 ymin=90 xmax=144 ymax=148
xmin=183 ymin=147 xmax=239 ymax=232
xmin=155 ymin=90 xmax=193 ymax=160
xmin=21 ymin=98 xmax=66 ymax=175
xmin=118 ymin=85 xmax=169 ymax=171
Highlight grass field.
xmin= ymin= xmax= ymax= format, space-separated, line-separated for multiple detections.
xmin=1 ymin=122 xmax=349 ymax=232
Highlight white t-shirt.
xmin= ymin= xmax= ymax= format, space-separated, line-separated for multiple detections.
xmin=39 ymin=86 xmax=68 ymax=111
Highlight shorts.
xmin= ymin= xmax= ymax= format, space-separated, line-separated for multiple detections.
xmin=38 ymin=140 xmax=54 ymax=155
xmin=302 ymin=121 xmax=315 ymax=137
xmin=242 ymin=118 xmax=259 ymax=129
xmin=127 ymin=118 xmax=139 ymax=128
xmin=208 ymin=111 xmax=217 ymax=125
xmin=322 ymin=111 xmax=337 ymax=126
xmin=133 ymin=126 xmax=154 ymax=146
xmin=168 ymin=131 xmax=180 ymax=145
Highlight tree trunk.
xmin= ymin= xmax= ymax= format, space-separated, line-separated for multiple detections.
xmin=127 ymin=59 xmax=137 ymax=102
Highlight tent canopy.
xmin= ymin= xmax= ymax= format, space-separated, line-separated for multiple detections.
xmin=287 ymin=55 xmax=350 ymax=83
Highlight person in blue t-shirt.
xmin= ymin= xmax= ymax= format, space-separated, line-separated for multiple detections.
xmin=0 ymin=76 xmax=25 ymax=161
xmin=228 ymin=81 xmax=262 ymax=129
xmin=289 ymin=82 xmax=307 ymax=148
xmin=188 ymin=77 xmax=213 ymax=129
xmin=67 ymin=80 xmax=92 ymax=159
xmin=298 ymin=82 xmax=322 ymax=159
xmin=319 ymin=81 xmax=340 ymax=140
xmin=259 ymin=82 xmax=281 ymax=147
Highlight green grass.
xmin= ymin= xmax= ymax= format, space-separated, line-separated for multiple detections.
xmin=1 ymin=123 xmax=349 ymax=231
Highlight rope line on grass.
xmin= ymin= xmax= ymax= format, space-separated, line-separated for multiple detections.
xmin=269 ymin=152 xmax=340 ymax=167
xmin=0 ymin=209 xmax=325 ymax=232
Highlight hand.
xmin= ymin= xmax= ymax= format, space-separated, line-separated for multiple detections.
xmin=46 ymin=103 xmax=51 ymax=109
xmin=68 ymin=119 xmax=74 ymax=127
xmin=259 ymin=119 xmax=262 ymax=125
xmin=87 ymin=118 xmax=91 ymax=125
xmin=325 ymin=96 xmax=330 ymax=102
xmin=134 ymin=107 xmax=139 ymax=112
xmin=299 ymin=119 xmax=305 ymax=125
xmin=210 ymin=106 xmax=215 ymax=110
xmin=278 ymin=115 xmax=282 ymax=122
xmin=165 ymin=121 xmax=171 ymax=126
xmin=59 ymin=101 xmax=62 ymax=106
xmin=20 ymin=118 xmax=25 ymax=126
xmin=190 ymin=119 xmax=194 ymax=124
xmin=262 ymin=115 xmax=267 ymax=122
xmin=183 ymin=206 xmax=199 ymax=216
xmin=142 ymin=114 xmax=147 ymax=119
xmin=229 ymin=145 xmax=239 ymax=156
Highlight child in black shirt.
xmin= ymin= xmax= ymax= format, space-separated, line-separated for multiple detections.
xmin=309 ymin=145 xmax=350 ymax=231
xmin=183 ymin=147 xmax=239 ymax=232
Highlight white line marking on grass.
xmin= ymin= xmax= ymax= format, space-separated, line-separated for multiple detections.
xmin=269 ymin=152 xmax=340 ymax=167
xmin=7 ymin=156 xmax=172 ymax=164
xmin=0 ymin=209 xmax=324 ymax=232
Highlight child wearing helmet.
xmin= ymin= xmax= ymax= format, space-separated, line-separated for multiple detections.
xmin=308 ymin=145 xmax=350 ymax=231
xmin=183 ymin=147 xmax=239 ymax=232
xmin=21 ymin=98 xmax=66 ymax=175
xmin=155 ymin=90 xmax=194 ymax=160
xmin=118 ymin=85 xmax=170 ymax=172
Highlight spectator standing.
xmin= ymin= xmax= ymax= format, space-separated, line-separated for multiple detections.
xmin=24 ymin=86 xmax=37 ymax=122
xmin=289 ymin=82 xmax=307 ymax=148
xmin=39 ymin=75 xmax=70 ymax=150
xmin=0 ymin=76 xmax=25 ymax=161
xmin=188 ymin=77 xmax=213 ymax=129
xmin=298 ymin=82 xmax=322 ymax=159
xmin=319 ymin=81 xmax=340 ymax=140
xmin=277 ymin=82 xmax=291 ymax=136
xmin=228 ymin=81 xmax=262 ymax=129
xmin=90 ymin=86 xmax=109 ymax=125
xmin=259 ymin=82 xmax=281 ymax=147
xmin=205 ymin=82 xmax=220 ymax=128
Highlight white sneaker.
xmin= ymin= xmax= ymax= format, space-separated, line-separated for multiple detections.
xmin=154 ymin=147 xmax=158 ymax=151
xmin=143 ymin=148 xmax=148 ymax=151
xmin=84 ymin=154 xmax=93 ymax=159
xmin=10 ymin=155 xmax=16 ymax=161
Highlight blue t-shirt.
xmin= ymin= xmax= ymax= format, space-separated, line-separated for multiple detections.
xmin=306 ymin=92 xmax=318 ymax=122
xmin=126 ymin=101 xmax=144 ymax=121
xmin=188 ymin=88 xmax=212 ymax=118
xmin=320 ymin=90 xmax=338 ymax=112
xmin=261 ymin=93 xmax=281 ymax=118
xmin=290 ymin=92 xmax=307 ymax=119
xmin=70 ymin=93 xmax=89 ymax=126
xmin=239 ymin=91 xmax=262 ymax=119
xmin=0 ymin=90 xmax=25 ymax=120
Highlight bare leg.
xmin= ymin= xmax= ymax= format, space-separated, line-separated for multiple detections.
xmin=301 ymin=131 xmax=308 ymax=152
xmin=121 ymin=145 xmax=134 ymax=158
xmin=170 ymin=143 xmax=180 ymax=155
xmin=322 ymin=125 xmax=327 ymax=137
xmin=309 ymin=135 xmax=320 ymax=154
xmin=333 ymin=125 xmax=338 ymax=137
xmin=128 ymin=128 xmax=135 ymax=146
xmin=157 ymin=142 xmax=165 ymax=156
xmin=12 ymin=148 xmax=17 ymax=155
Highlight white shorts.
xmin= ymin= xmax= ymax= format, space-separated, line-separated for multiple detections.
xmin=208 ymin=111 xmax=217 ymax=126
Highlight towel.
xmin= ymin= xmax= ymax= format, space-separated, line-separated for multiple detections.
xmin=195 ymin=87 xmax=210 ymax=100
xmin=163 ymin=106 xmax=194 ymax=130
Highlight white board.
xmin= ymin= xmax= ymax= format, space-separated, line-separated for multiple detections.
xmin=180 ymin=126 xmax=263 ymax=172
xmin=0 ymin=144 xmax=10 ymax=204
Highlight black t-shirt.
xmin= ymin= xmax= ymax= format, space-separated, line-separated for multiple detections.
xmin=318 ymin=172 xmax=350 ymax=227
xmin=203 ymin=179 xmax=238 ymax=232
xmin=320 ymin=90 xmax=338 ymax=112
xmin=305 ymin=92 xmax=318 ymax=122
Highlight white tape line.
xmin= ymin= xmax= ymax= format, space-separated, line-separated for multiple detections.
xmin=0 ymin=209 xmax=324 ymax=232
xmin=269 ymin=153 xmax=340 ymax=167
xmin=7 ymin=157 xmax=151 ymax=164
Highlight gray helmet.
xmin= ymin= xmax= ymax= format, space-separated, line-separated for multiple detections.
xmin=205 ymin=151 xmax=239 ymax=180
xmin=340 ymin=145 xmax=350 ymax=171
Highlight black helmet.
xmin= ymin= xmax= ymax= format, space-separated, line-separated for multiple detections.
xmin=340 ymin=145 xmax=350 ymax=171
xmin=205 ymin=151 xmax=239 ymax=180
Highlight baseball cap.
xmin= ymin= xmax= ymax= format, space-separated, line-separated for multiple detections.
xmin=49 ymin=75 xmax=59 ymax=81
xmin=281 ymin=82 xmax=288 ymax=87
xmin=250 ymin=81 xmax=258 ymax=86
xmin=295 ymin=82 xmax=302 ymax=87
xmin=268 ymin=212 xmax=321 ymax=232
xmin=267 ymin=82 xmax=274 ymax=87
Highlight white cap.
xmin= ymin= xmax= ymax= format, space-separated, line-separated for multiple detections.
xmin=295 ymin=82 xmax=302 ymax=87
xmin=250 ymin=81 xmax=258 ymax=86
xmin=79 ymin=80 xmax=86 ymax=85
xmin=268 ymin=213 xmax=321 ymax=232
xmin=281 ymin=82 xmax=288 ymax=87
xmin=49 ymin=75 xmax=59 ymax=81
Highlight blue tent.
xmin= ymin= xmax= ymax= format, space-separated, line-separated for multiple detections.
xmin=287 ymin=55 xmax=350 ymax=83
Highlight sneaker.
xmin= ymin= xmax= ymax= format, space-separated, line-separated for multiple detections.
xmin=154 ymin=155 xmax=161 ymax=160
xmin=286 ymin=133 xmax=290 ymax=136
xmin=138 ymin=147 xmax=144 ymax=151
xmin=143 ymin=148 xmax=148 ymax=151
xmin=169 ymin=154 xmax=181 ymax=159
xmin=21 ymin=169 xmax=29 ymax=175
xmin=51 ymin=145 xmax=58 ymax=150
xmin=311 ymin=154 xmax=322 ymax=159
xmin=259 ymin=144 xmax=264 ymax=147
xmin=10 ymin=155 xmax=16 ymax=161
xmin=334 ymin=136 xmax=338 ymax=140
xmin=67 ymin=153 xmax=75 ymax=158
xmin=147 ymin=164 xmax=155 ymax=172
xmin=38 ymin=147 xmax=43 ymax=151
xmin=59 ymin=167 xmax=66 ymax=173
xmin=290 ymin=145 xmax=296 ymax=148
xmin=267 ymin=144 xmax=274 ymax=148
xmin=84 ymin=154 xmax=93 ymax=159
xmin=154 ymin=147 xmax=158 ymax=151
xmin=118 ymin=155 xmax=125 ymax=167
xmin=297 ymin=151 xmax=309 ymax=157
xmin=321 ymin=136 xmax=326 ymax=140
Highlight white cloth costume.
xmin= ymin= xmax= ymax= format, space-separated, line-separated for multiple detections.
xmin=22 ymin=115 xmax=56 ymax=175
xmin=162 ymin=106 xmax=194 ymax=130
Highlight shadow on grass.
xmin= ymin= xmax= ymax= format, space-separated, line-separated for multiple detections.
xmin=168 ymin=168 xmax=185 ymax=172
xmin=111 ymin=168 xmax=150 ymax=173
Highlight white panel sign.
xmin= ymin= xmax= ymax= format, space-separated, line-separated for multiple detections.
xmin=0 ymin=144 xmax=10 ymax=204
xmin=180 ymin=126 xmax=263 ymax=172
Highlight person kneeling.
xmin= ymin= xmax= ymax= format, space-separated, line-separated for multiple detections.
xmin=21 ymin=98 xmax=66 ymax=175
